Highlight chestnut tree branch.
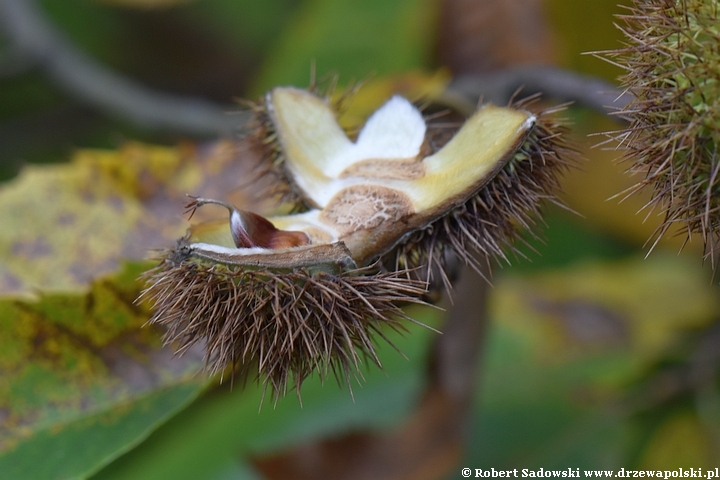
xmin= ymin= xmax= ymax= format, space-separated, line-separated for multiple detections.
xmin=0 ymin=0 xmax=246 ymax=137
xmin=448 ymin=64 xmax=630 ymax=118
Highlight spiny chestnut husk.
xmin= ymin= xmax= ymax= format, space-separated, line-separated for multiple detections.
xmin=386 ymin=99 xmax=571 ymax=290
xmin=605 ymin=0 xmax=720 ymax=257
xmin=141 ymin=86 xmax=572 ymax=397
xmin=140 ymin=240 xmax=427 ymax=397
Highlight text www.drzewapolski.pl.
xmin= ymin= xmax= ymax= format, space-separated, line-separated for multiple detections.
xmin=460 ymin=468 xmax=720 ymax=479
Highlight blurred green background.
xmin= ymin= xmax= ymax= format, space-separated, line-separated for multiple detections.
xmin=1 ymin=0 xmax=719 ymax=478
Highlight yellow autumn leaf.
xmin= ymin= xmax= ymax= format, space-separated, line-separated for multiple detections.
xmin=0 ymin=139 xmax=264 ymax=296
xmin=638 ymin=412 xmax=714 ymax=469
xmin=334 ymin=70 xmax=452 ymax=130
xmin=560 ymin=123 xmax=697 ymax=253
xmin=493 ymin=252 xmax=719 ymax=366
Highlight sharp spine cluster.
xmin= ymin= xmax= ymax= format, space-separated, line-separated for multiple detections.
xmin=141 ymin=245 xmax=428 ymax=399
xmin=388 ymin=99 xmax=572 ymax=290
xmin=606 ymin=0 xmax=720 ymax=257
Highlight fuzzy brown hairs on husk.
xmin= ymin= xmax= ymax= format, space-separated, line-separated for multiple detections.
xmin=140 ymin=244 xmax=430 ymax=399
xmin=243 ymin=99 xmax=305 ymax=210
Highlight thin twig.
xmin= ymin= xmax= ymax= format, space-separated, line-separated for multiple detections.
xmin=0 ymin=0 xmax=246 ymax=136
xmin=448 ymin=64 xmax=631 ymax=119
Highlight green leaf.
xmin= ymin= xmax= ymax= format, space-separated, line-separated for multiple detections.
xmin=0 ymin=262 xmax=207 ymax=479
xmin=0 ymin=384 xmax=202 ymax=480
xmin=545 ymin=0 xmax=631 ymax=79
xmin=91 ymin=307 xmax=441 ymax=480
xmin=250 ymin=0 xmax=438 ymax=95
xmin=88 ymin=0 xmax=200 ymax=8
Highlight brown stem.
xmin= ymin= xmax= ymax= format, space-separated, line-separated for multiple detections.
xmin=432 ymin=263 xmax=492 ymax=404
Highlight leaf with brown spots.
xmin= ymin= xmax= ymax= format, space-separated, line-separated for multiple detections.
xmin=0 ymin=139 xmax=272 ymax=296
xmin=0 ymin=261 xmax=206 ymax=479
xmin=0 ymin=137 xmax=270 ymax=476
